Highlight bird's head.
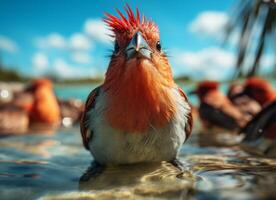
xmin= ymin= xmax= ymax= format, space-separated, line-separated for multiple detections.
xmin=100 ymin=6 xmax=178 ymax=132
xmin=103 ymin=5 xmax=174 ymax=90
xmin=190 ymin=81 xmax=220 ymax=101
xmin=241 ymin=77 xmax=275 ymax=106
xmin=25 ymin=78 xmax=53 ymax=93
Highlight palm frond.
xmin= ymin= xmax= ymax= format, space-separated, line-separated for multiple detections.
xmin=225 ymin=0 xmax=276 ymax=78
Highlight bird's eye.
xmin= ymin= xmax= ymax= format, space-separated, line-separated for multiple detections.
xmin=156 ymin=41 xmax=162 ymax=51
xmin=114 ymin=41 xmax=119 ymax=53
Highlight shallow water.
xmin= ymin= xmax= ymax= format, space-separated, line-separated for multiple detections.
xmin=0 ymin=84 xmax=276 ymax=200
xmin=0 ymin=126 xmax=276 ymax=200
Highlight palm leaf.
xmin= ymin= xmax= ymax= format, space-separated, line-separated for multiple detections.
xmin=225 ymin=0 xmax=276 ymax=78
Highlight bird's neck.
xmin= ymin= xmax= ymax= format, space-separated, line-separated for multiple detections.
xmin=103 ymin=60 xmax=176 ymax=133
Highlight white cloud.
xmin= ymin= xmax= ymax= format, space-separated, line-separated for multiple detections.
xmin=175 ymin=47 xmax=234 ymax=69
xmin=53 ymin=59 xmax=73 ymax=78
xmin=0 ymin=35 xmax=18 ymax=53
xmin=261 ymin=54 xmax=274 ymax=67
xmin=36 ymin=33 xmax=66 ymax=49
xmin=36 ymin=32 xmax=93 ymax=52
xmin=84 ymin=19 xmax=113 ymax=44
xmin=32 ymin=53 xmax=49 ymax=71
xmin=71 ymin=52 xmax=92 ymax=64
xmin=52 ymin=58 xmax=99 ymax=78
xmin=189 ymin=11 xmax=229 ymax=38
xmin=69 ymin=33 xmax=92 ymax=51
xmin=173 ymin=47 xmax=235 ymax=80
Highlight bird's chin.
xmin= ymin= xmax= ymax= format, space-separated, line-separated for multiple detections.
xmin=126 ymin=56 xmax=152 ymax=66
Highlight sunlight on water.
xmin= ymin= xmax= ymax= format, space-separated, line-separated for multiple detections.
xmin=0 ymin=126 xmax=276 ymax=200
xmin=0 ymin=84 xmax=276 ymax=200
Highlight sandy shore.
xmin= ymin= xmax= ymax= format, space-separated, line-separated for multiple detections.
xmin=0 ymin=82 xmax=25 ymax=92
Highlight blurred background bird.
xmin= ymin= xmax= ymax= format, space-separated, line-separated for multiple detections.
xmin=0 ymin=78 xmax=61 ymax=134
xmin=190 ymin=80 xmax=249 ymax=131
xmin=235 ymin=77 xmax=276 ymax=107
xmin=235 ymin=78 xmax=276 ymax=157
xmin=227 ymin=82 xmax=261 ymax=118
xmin=80 ymin=5 xmax=193 ymax=167
xmin=240 ymin=100 xmax=276 ymax=157
xmin=0 ymin=78 xmax=84 ymax=135
xmin=25 ymin=79 xmax=61 ymax=127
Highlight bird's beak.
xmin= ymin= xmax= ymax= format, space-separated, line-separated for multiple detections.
xmin=125 ymin=32 xmax=152 ymax=60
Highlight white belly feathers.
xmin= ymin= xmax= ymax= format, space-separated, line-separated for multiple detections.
xmin=87 ymin=87 xmax=190 ymax=165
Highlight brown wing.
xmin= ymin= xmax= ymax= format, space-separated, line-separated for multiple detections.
xmin=199 ymin=102 xmax=241 ymax=131
xmin=80 ymin=86 xmax=101 ymax=150
xmin=201 ymin=92 xmax=245 ymax=130
xmin=178 ymin=87 xmax=193 ymax=140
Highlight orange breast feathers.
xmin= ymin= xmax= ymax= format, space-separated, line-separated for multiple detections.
xmin=103 ymin=59 xmax=176 ymax=133
xmin=101 ymin=6 xmax=177 ymax=133
xmin=29 ymin=85 xmax=60 ymax=124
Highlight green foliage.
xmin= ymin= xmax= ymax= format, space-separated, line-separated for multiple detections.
xmin=174 ymin=75 xmax=193 ymax=83
xmin=0 ymin=62 xmax=27 ymax=82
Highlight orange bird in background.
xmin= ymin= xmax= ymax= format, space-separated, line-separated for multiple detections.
xmin=26 ymin=79 xmax=61 ymax=126
xmin=0 ymin=79 xmax=60 ymax=134
xmin=236 ymin=77 xmax=276 ymax=107
xmin=80 ymin=6 xmax=192 ymax=168
xmin=190 ymin=81 xmax=248 ymax=131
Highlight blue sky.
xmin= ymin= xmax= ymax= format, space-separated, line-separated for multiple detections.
xmin=0 ymin=0 xmax=273 ymax=80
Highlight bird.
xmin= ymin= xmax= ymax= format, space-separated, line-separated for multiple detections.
xmin=190 ymin=80 xmax=248 ymax=131
xmin=235 ymin=78 xmax=276 ymax=157
xmin=240 ymin=100 xmax=276 ymax=157
xmin=25 ymin=78 xmax=61 ymax=128
xmin=80 ymin=5 xmax=192 ymax=168
xmin=0 ymin=79 xmax=82 ymax=134
xmin=235 ymin=77 xmax=276 ymax=107
xmin=22 ymin=79 xmax=83 ymax=128
xmin=227 ymin=82 xmax=261 ymax=119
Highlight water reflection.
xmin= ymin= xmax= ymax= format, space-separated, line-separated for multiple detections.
xmin=0 ymin=128 xmax=276 ymax=200
xmin=65 ymin=162 xmax=194 ymax=200
xmin=187 ymin=153 xmax=276 ymax=200
xmin=79 ymin=162 xmax=193 ymax=188
xmin=0 ymin=139 xmax=57 ymax=158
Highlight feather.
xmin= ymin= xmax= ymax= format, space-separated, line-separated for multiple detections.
xmin=80 ymin=87 xmax=101 ymax=150
xmin=104 ymin=5 xmax=158 ymax=33
xmin=178 ymin=87 xmax=193 ymax=140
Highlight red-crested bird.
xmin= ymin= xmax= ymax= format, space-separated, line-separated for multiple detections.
xmin=190 ymin=81 xmax=249 ymax=131
xmin=237 ymin=77 xmax=276 ymax=107
xmin=80 ymin=6 xmax=192 ymax=166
